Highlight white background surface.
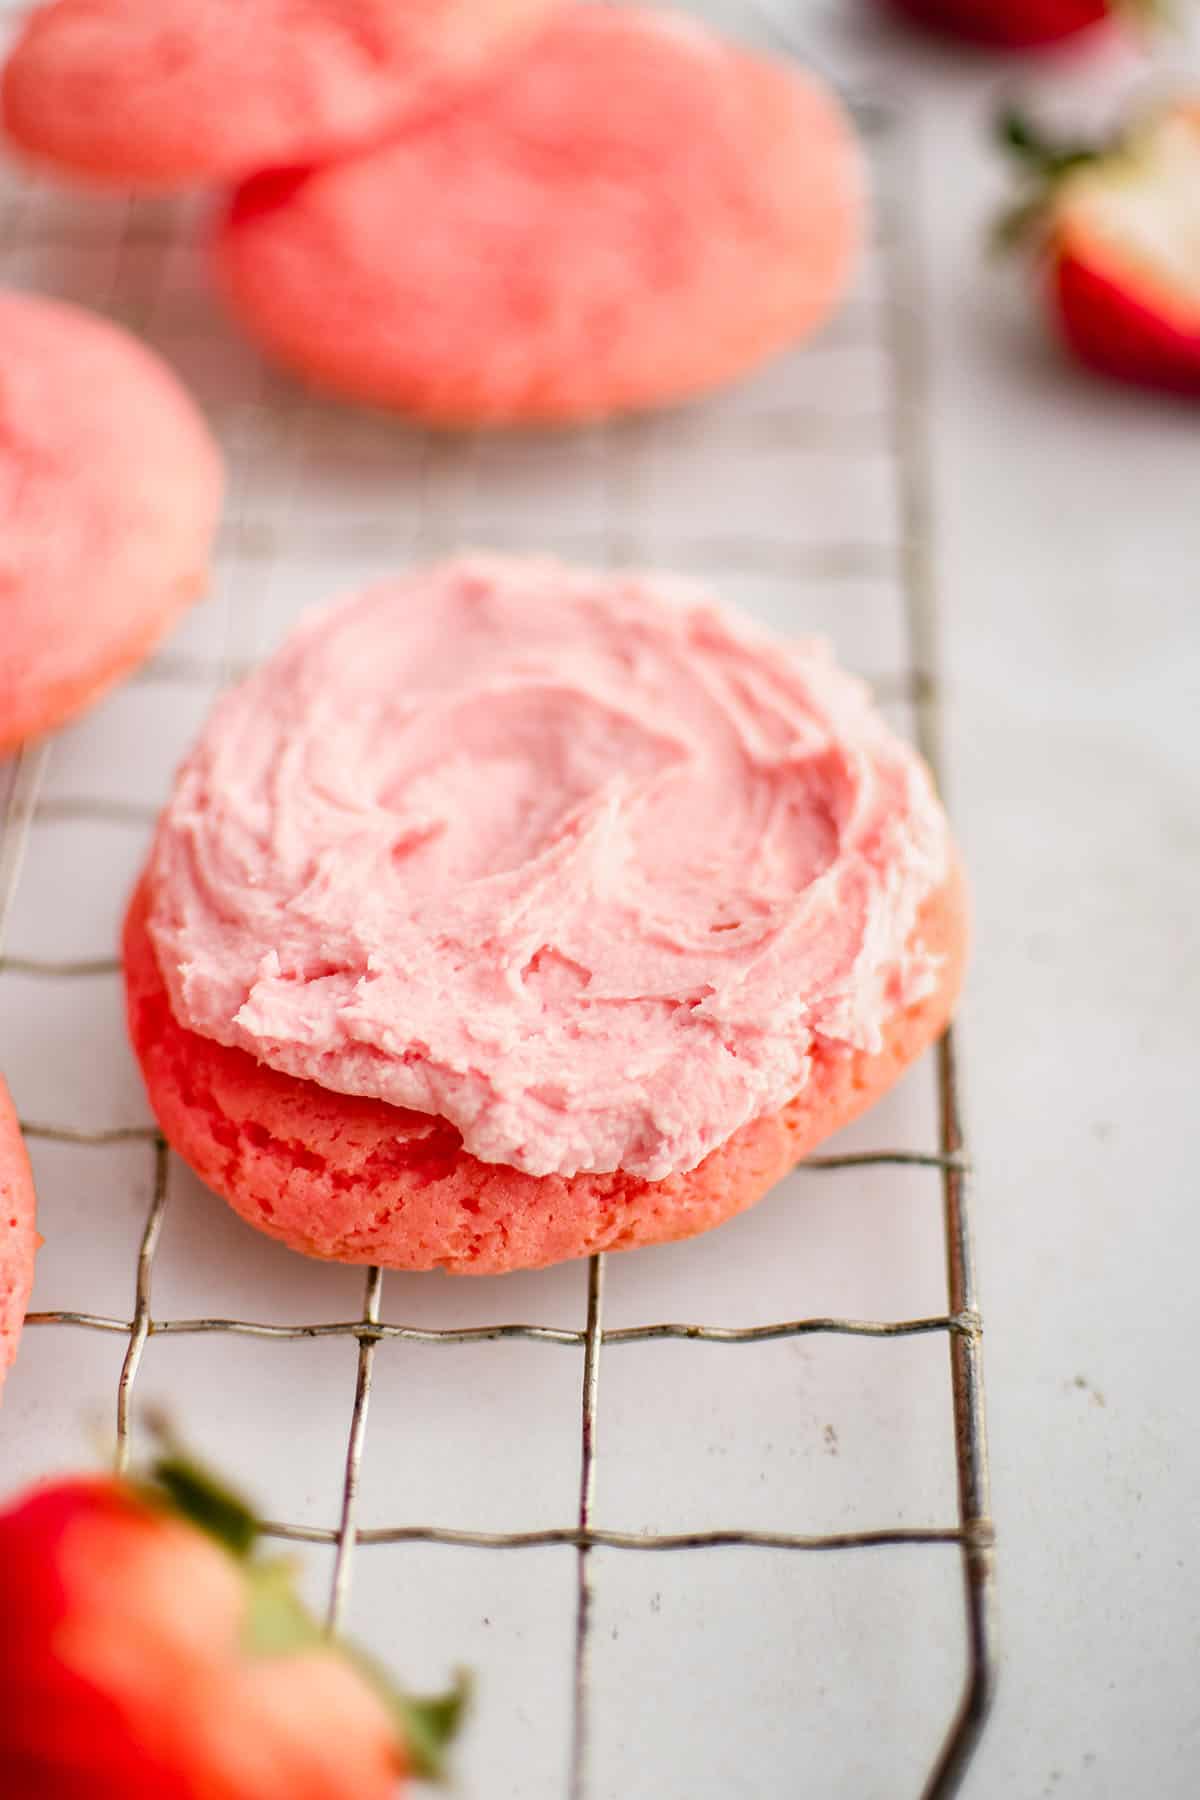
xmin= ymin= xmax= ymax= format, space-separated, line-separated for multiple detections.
xmin=1 ymin=2 xmax=1198 ymax=1796
xmin=848 ymin=12 xmax=1200 ymax=1798
xmin=756 ymin=5 xmax=1200 ymax=1792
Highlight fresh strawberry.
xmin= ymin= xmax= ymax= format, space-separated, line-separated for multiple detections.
xmin=883 ymin=0 xmax=1156 ymax=51
xmin=0 ymin=1438 xmax=466 ymax=1799
xmin=997 ymin=101 xmax=1200 ymax=395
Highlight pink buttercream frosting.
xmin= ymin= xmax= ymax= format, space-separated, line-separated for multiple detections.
xmin=146 ymin=556 xmax=951 ymax=1179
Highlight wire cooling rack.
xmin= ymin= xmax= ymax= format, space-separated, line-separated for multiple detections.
xmin=0 ymin=16 xmax=994 ymax=1795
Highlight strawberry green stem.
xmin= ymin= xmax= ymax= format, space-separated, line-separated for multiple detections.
xmin=132 ymin=1423 xmax=470 ymax=1780
xmin=391 ymin=1672 xmax=472 ymax=1784
xmin=996 ymin=108 xmax=1108 ymax=180
xmin=992 ymin=105 xmax=1135 ymax=252
xmin=149 ymin=1448 xmax=261 ymax=1558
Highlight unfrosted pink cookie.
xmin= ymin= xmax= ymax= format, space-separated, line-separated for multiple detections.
xmin=2 ymin=0 xmax=561 ymax=190
xmin=0 ymin=291 xmax=222 ymax=754
xmin=216 ymin=7 xmax=863 ymax=425
xmin=125 ymin=556 xmax=966 ymax=1274
xmin=0 ymin=1078 xmax=38 ymax=1398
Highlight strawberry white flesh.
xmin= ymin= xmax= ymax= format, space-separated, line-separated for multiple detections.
xmin=1061 ymin=110 xmax=1200 ymax=329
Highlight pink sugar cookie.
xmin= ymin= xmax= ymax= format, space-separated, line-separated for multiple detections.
xmin=124 ymin=555 xmax=966 ymax=1275
xmin=0 ymin=1079 xmax=38 ymax=1398
xmin=124 ymin=864 xmax=966 ymax=1275
xmin=216 ymin=7 xmax=863 ymax=425
xmin=2 ymin=0 xmax=561 ymax=190
xmin=0 ymin=291 xmax=222 ymax=754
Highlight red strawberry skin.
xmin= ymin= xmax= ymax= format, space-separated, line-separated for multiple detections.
xmin=1053 ymin=252 xmax=1200 ymax=395
xmin=0 ymin=1477 xmax=402 ymax=1800
xmin=885 ymin=0 xmax=1112 ymax=48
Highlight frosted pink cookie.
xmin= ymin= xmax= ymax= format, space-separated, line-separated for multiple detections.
xmin=2 ymin=0 xmax=561 ymax=190
xmin=126 ymin=556 xmax=966 ymax=1274
xmin=215 ymin=7 xmax=863 ymax=425
xmin=0 ymin=1079 xmax=38 ymax=1398
xmin=0 ymin=291 xmax=222 ymax=754
xmin=126 ymin=869 xmax=965 ymax=1274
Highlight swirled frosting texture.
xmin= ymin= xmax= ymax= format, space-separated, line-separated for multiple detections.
xmin=147 ymin=557 xmax=950 ymax=1179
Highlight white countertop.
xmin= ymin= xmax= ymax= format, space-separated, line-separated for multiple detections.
xmin=1 ymin=4 xmax=1197 ymax=1796
xmin=904 ymin=34 xmax=1200 ymax=1800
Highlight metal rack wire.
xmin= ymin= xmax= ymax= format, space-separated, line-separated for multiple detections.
xmin=0 ymin=68 xmax=995 ymax=1800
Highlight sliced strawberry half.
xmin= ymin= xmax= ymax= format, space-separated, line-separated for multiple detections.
xmin=998 ymin=101 xmax=1200 ymax=396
